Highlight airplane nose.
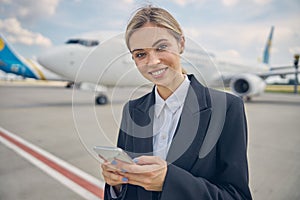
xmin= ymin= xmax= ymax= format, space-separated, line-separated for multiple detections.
xmin=37 ymin=45 xmax=90 ymax=79
xmin=38 ymin=47 xmax=63 ymax=72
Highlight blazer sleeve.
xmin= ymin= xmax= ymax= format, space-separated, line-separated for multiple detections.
xmin=104 ymin=103 xmax=130 ymax=200
xmin=160 ymin=95 xmax=252 ymax=200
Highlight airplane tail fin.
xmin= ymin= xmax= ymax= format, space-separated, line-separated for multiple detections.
xmin=262 ymin=26 xmax=274 ymax=65
xmin=0 ymin=33 xmax=38 ymax=79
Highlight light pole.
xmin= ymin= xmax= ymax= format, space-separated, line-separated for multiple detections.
xmin=294 ymin=54 xmax=299 ymax=94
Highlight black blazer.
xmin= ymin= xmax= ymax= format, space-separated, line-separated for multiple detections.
xmin=104 ymin=74 xmax=252 ymax=200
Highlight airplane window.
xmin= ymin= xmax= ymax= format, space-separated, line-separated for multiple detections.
xmin=65 ymin=39 xmax=99 ymax=47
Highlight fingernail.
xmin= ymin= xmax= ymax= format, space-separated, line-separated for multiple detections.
xmin=122 ymin=177 xmax=128 ymax=182
xmin=121 ymin=168 xmax=127 ymax=173
xmin=111 ymin=160 xmax=117 ymax=165
xmin=133 ymin=158 xmax=138 ymax=163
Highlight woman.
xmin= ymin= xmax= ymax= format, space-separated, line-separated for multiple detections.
xmin=101 ymin=6 xmax=252 ymax=200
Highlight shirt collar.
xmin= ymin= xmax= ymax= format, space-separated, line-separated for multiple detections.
xmin=155 ymin=75 xmax=190 ymax=117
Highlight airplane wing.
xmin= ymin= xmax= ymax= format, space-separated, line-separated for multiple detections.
xmin=270 ymin=66 xmax=294 ymax=70
xmin=257 ymin=68 xmax=299 ymax=79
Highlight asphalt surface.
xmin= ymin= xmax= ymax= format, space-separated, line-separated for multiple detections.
xmin=0 ymin=81 xmax=299 ymax=200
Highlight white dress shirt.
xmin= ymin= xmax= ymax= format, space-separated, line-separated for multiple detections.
xmin=110 ymin=75 xmax=190 ymax=198
xmin=153 ymin=75 xmax=190 ymax=160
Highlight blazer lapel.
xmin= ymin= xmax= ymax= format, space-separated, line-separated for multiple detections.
xmin=129 ymin=89 xmax=159 ymax=200
xmin=166 ymin=75 xmax=212 ymax=169
xmin=130 ymin=89 xmax=155 ymax=156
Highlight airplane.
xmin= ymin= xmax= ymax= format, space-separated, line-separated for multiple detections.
xmin=0 ymin=34 xmax=73 ymax=85
xmin=37 ymin=26 xmax=298 ymax=104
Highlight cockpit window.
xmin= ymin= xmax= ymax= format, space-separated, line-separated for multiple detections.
xmin=65 ymin=39 xmax=99 ymax=47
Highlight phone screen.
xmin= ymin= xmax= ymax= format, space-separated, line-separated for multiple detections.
xmin=93 ymin=146 xmax=134 ymax=164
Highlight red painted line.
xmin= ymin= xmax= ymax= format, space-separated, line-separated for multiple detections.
xmin=0 ymin=130 xmax=104 ymax=199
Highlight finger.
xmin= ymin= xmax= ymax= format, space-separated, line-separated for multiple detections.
xmin=125 ymin=157 xmax=166 ymax=173
xmin=111 ymin=157 xmax=166 ymax=174
xmin=102 ymin=170 xmax=120 ymax=181
xmin=121 ymin=162 xmax=163 ymax=174
xmin=102 ymin=162 xmax=121 ymax=172
xmin=134 ymin=156 xmax=164 ymax=165
xmin=110 ymin=159 xmax=136 ymax=173
xmin=115 ymin=161 xmax=146 ymax=173
xmin=123 ymin=170 xmax=166 ymax=191
xmin=124 ymin=173 xmax=158 ymax=191
xmin=102 ymin=170 xmax=128 ymax=185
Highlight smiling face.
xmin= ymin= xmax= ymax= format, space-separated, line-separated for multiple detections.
xmin=128 ymin=23 xmax=185 ymax=95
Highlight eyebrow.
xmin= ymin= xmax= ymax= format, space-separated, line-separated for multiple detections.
xmin=130 ymin=39 xmax=168 ymax=54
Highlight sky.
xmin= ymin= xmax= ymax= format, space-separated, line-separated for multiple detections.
xmin=0 ymin=0 xmax=300 ymax=67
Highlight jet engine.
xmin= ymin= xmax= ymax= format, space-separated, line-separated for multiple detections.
xmin=229 ymin=74 xmax=266 ymax=97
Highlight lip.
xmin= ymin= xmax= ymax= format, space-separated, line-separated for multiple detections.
xmin=148 ymin=67 xmax=168 ymax=78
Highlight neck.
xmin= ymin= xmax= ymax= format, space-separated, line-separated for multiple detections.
xmin=157 ymin=74 xmax=185 ymax=100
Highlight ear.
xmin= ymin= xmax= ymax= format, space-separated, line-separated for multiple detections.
xmin=179 ymin=36 xmax=185 ymax=54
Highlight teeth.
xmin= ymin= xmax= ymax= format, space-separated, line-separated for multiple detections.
xmin=151 ymin=68 xmax=165 ymax=76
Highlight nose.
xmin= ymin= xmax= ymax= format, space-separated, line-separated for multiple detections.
xmin=146 ymin=50 xmax=161 ymax=66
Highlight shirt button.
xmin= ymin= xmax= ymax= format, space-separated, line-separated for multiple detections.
xmin=162 ymin=134 xmax=167 ymax=140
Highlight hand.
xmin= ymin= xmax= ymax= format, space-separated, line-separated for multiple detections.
xmin=116 ymin=156 xmax=168 ymax=191
xmin=101 ymin=161 xmax=128 ymax=187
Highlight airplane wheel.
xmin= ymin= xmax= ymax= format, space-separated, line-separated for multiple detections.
xmin=95 ymin=95 xmax=108 ymax=105
xmin=246 ymin=96 xmax=252 ymax=101
xmin=65 ymin=82 xmax=74 ymax=88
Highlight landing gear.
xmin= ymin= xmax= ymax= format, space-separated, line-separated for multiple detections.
xmin=65 ymin=82 xmax=81 ymax=89
xmin=244 ymin=96 xmax=252 ymax=101
xmin=65 ymin=82 xmax=74 ymax=88
xmin=95 ymin=94 xmax=108 ymax=105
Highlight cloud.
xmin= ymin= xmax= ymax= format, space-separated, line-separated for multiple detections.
xmin=0 ymin=0 xmax=60 ymax=22
xmin=253 ymin=0 xmax=272 ymax=5
xmin=222 ymin=0 xmax=239 ymax=6
xmin=221 ymin=0 xmax=272 ymax=7
xmin=169 ymin=0 xmax=205 ymax=6
xmin=122 ymin=0 xmax=134 ymax=4
xmin=0 ymin=0 xmax=11 ymax=3
xmin=184 ymin=27 xmax=203 ymax=38
xmin=289 ymin=47 xmax=300 ymax=55
xmin=169 ymin=0 xmax=189 ymax=6
xmin=0 ymin=18 xmax=52 ymax=47
xmin=218 ymin=49 xmax=242 ymax=62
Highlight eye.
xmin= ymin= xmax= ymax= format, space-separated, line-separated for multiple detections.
xmin=157 ymin=44 xmax=168 ymax=51
xmin=133 ymin=52 xmax=146 ymax=59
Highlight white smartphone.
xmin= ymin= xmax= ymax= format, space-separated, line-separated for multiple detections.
xmin=93 ymin=146 xmax=134 ymax=164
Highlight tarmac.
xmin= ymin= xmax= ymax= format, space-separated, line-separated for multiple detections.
xmin=0 ymin=81 xmax=300 ymax=200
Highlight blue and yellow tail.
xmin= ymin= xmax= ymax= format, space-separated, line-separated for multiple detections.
xmin=0 ymin=34 xmax=38 ymax=79
xmin=262 ymin=26 xmax=274 ymax=65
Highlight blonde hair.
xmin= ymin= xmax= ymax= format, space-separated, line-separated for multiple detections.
xmin=125 ymin=6 xmax=184 ymax=50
